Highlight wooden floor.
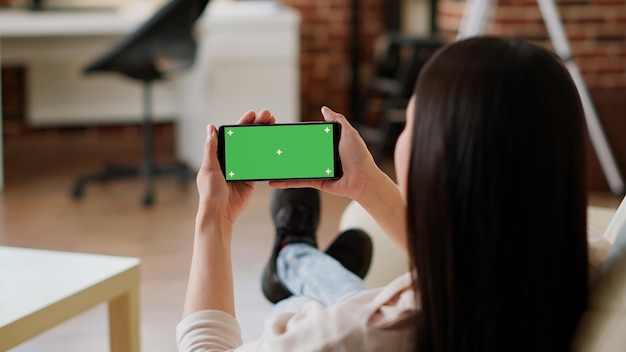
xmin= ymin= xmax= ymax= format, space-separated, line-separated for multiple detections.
xmin=0 ymin=128 xmax=623 ymax=351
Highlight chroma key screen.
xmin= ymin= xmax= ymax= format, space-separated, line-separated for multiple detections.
xmin=220 ymin=123 xmax=340 ymax=181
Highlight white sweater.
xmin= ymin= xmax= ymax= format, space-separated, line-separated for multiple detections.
xmin=177 ymin=273 xmax=417 ymax=352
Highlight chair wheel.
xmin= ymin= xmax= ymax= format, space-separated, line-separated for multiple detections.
xmin=142 ymin=193 xmax=154 ymax=207
xmin=70 ymin=183 xmax=84 ymax=199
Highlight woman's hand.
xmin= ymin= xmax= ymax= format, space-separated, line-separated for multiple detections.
xmin=185 ymin=111 xmax=276 ymax=319
xmin=271 ymin=107 xmax=409 ymax=255
xmin=196 ymin=110 xmax=276 ymax=230
xmin=270 ymin=106 xmax=381 ymax=203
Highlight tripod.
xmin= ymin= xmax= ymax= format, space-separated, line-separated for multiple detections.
xmin=457 ymin=0 xmax=624 ymax=195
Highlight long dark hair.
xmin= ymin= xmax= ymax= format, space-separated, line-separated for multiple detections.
xmin=407 ymin=37 xmax=588 ymax=351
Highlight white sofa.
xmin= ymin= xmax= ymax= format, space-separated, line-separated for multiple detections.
xmin=338 ymin=197 xmax=626 ymax=351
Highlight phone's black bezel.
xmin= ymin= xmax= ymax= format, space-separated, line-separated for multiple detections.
xmin=217 ymin=122 xmax=343 ymax=182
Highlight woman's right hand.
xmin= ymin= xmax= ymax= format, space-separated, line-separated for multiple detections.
xmin=273 ymin=106 xmax=409 ymax=255
xmin=270 ymin=106 xmax=382 ymax=202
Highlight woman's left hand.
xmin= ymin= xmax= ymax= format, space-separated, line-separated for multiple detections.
xmin=195 ymin=110 xmax=276 ymax=230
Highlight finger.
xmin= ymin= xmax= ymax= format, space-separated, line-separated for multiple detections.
xmin=200 ymin=124 xmax=221 ymax=173
xmin=258 ymin=109 xmax=272 ymax=119
xmin=263 ymin=111 xmax=277 ymax=125
xmin=269 ymin=180 xmax=323 ymax=190
xmin=254 ymin=109 xmax=274 ymax=125
xmin=321 ymin=106 xmax=345 ymax=122
xmin=237 ymin=110 xmax=257 ymax=125
xmin=321 ymin=106 xmax=358 ymax=135
xmin=232 ymin=180 xmax=256 ymax=193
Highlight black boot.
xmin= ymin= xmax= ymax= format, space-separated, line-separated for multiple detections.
xmin=325 ymin=228 xmax=373 ymax=279
xmin=261 ymin=188 xmax=320 ymax=304
xmin=261 ymin=189 xmax=375 ymax=303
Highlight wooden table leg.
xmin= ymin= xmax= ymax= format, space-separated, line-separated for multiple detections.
xmin=108 ymin=286 xmax=140 ymax=352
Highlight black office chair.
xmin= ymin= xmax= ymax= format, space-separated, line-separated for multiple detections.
xmin=70 ymin=0 xmax=210 ymax=206
xmin=353 ymin=32 xmax=443 ymax=162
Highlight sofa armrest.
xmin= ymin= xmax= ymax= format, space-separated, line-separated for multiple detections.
xmin=338 ymin=201 xmax=409 ymax=288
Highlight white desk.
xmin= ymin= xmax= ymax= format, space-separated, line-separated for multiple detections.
xmin=0 ymin=7 xmax=150 ymax=190
xmin=0 ymin=7 xmax=179 ymax=129
xmin=0 ymin=9 xmax=143 ymax=37
xmin=0 ymin=246 xmax=141 ymax=351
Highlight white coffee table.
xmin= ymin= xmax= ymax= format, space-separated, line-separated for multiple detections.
xmin=0 ymin=246 xmax=141 ymax=351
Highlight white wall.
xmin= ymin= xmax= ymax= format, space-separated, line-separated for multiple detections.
xmin=177 ymin=1 xmax=300 ymax=170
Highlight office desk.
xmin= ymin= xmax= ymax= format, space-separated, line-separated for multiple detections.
xmin=0 ymin=246 xmax=141 ymax=351
xmin=0 ymin=9 xmax=143 ymax=37
xmin=0 ymin=8 xmax=150 ymax=190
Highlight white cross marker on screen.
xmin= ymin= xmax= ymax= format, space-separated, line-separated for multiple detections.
xmin=229 ymin=171 xmax=235 ymax=178
xmin=324 ymin=127 xmax=330 ymax=133
xmin=325 ymin=169 xmax=331 ymax=175
xmin=228 ymin=130 xmax=234 ymax=136
xmin=276 ymin=149 xmax=283 ymax=155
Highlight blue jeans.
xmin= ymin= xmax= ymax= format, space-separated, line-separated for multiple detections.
xmin=272 ymin=243 xmax=368 ymax=315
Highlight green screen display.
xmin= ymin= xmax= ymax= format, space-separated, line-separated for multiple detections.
xmin=220 ymin=123 xmax=340 ymax=181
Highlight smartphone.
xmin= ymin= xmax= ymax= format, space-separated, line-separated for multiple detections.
xmin=218 ymin=122 xmax=342 ymax=181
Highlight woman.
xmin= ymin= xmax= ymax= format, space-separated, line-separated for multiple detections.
xmin=178 ymin=36 xmax=588 ymax=351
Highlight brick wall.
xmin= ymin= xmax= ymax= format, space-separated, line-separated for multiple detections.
xmin=0 ymin=67 xmax=26 ymax=121
xmin=438 ymin=0 xmax=626 ymax=87
xmin=438 ymin=0 xmax=626 ymax=191
xmin=279 ymin=0 xmax=385 ymax=121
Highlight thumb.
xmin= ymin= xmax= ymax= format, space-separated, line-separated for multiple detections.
xmin=321 ymin=106 xmax=355 ymax=132
xmin=200 ymin=124 xmax=220 ymax=173
xmin=321 ymin=106 xmax=343 ymax=122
